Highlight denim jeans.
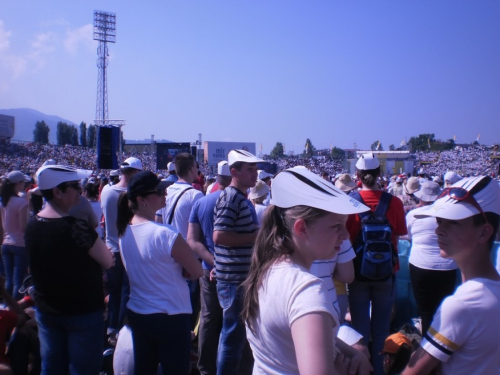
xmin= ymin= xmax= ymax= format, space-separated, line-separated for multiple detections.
xmin=198 ymin=270 xmax=222 ymax=375
xmin=127 ymin=309 xmax=191 ymax=375
xmin=106 ymin=253 xmax=129 ymax=335
xmin=36 ymin=309 xmax=104 ymax=375
xmin=216 ymin=281 xmax=253 ymax=375
xmin=348 ymin=277 xmax=396 ymax=375
xmin=2 ymin=244 xmax=29 ymax=300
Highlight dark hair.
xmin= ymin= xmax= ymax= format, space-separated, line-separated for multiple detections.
xmin=0 ymin=179 xmax=17 ymax=207
xmin=218 ymin=175 xmax=232 ymax=188
xmin=242 ymin=204 xmax=330 ymax=333
xmin=116 ymin=192 xmax=137 ymax=237
xmin=174 ymin=153 xmax=195 ymax=177
xmin=356 ymin=167 xmax=380 ymax=188
xmin=386 ymin=343 xmax=412 ymax=375
xmin=39 ymin=182 xmax=70 ymax=202
xmin=472 ymin=212 xmax=500 ymax=250
xmin=84 ymin=182 xmax=99 ymax=200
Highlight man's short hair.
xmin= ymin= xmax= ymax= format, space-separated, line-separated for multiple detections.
xmin=174 ymin=153 xmax=195 ymax=177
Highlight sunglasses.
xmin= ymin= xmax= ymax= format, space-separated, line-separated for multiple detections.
xmin=144 ymin=188 xmax=166 ymax=197
xmin=63 ymin=182 xmax=82 ymax=190
xmin=437 ymin=187 xmax=488 ymax=223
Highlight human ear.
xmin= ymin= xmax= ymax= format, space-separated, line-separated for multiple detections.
xmin=292 ymin=218 xmax=307 ymax=238
xmin=477 ymin=223 xmax=494 ymax=245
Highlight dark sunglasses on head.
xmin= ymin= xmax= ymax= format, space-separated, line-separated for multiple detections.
xmin=437 ymin=187 xmax=488 ymax=223
xmin=144 ymin=188 xmax=166 ymax=197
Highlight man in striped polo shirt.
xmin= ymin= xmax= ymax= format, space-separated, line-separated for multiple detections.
xmin=213 ymin=149 xmax=263 ymax=375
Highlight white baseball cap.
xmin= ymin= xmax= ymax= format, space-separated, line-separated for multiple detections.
xmin=227 ymin=150 xmax=263 ymax=167
xmin=6 ymin=171 xmax=30 ymax=184
xmin=217 ymin=161 xmax=231 ymax=177
xmin=271 ymin=166 xmax=369 ymax=215
xmin=418 ymin=176 xmax=500 ymax=220
xmin=356 ymin=153 xmax=380 ymax=170
xmin=167 ymin=162 xmax=176 ymax=172
xmin=258 ymin=170 xmax=273 ymax=180
xmin=36 ymin=165 xmax=92 ymax=190
xmin=444 ymin=171 xmax=461 ymax=184
xmin=121 ymin=157 xmax=143 ymax=171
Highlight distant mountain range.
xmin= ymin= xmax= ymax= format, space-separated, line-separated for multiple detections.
xmin=0 ymin=108 xmax=77 ymax=144
xmin=0 ymin=108 xmax=174 ymax=145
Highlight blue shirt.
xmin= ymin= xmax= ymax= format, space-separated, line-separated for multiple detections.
xmin=188 ymin=191 xmax=222 ymax=270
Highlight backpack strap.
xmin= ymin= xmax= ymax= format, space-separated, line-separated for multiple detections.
xmin=374 ymin=191 xmax=392 ymax=217
xmin=351 ymin=192 xmax=370 ymax=220
xmin=167 ymin=187 xmax=194 ymax=225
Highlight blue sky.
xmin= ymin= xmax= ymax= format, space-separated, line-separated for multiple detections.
xmin=1 ymin=1 xmax=500 ymax=154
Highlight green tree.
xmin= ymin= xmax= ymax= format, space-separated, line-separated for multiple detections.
xmin=270 ymin=142 xmax=285 ymax=159
xmin=70 ymin=126 xmax=79 ymax=146
xmin=408 ymin=133 xmax=435 ymax=152
xmin=303 ymin=138 xmax=316 ymax=158
xmin=33 ymin=120 xmax=50 ymax=144
xmin=389 ymin=144 xmax=395 ymax=151
xmin=57 ymin=122 xmax=79 ymax=146
xmin=370 ymin=140 xmax=383 ymax=151
xmin=330 ymin=146 xmax=345 ymax=159
xmin=87 ymin=125 xmax=96 ymax=148
xmin=79 ymin=122 xmax=87 ymax=147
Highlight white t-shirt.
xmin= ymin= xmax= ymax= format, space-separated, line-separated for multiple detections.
xmin=407 ymin=206 xmax=457 ymax=270
xmin=254 ymin=204 xmax=267 ymax=225
xmin=119 ymin=221 xmax=191 ymax=315
xmin=309 ymin=239 xmax=355 ymax=322
xmin=101 ymin=185 xmax=126 ymax=252
xmin=421 ymin=278 xmax=500 ymax=375
xmin=89 ymin=200 xmax=103 ymax=237
xmin=156 ymin=182 xmax=203 ymax=239
xmin=246 ymin=261 xmax=338 ymax=375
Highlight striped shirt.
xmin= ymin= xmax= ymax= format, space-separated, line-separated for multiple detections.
xmin=214 ymin=186 xmax=257 ymax=283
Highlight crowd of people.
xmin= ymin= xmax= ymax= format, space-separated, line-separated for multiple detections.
xmin=1 ymin=141 xmax=499 ymax=181
xmin=0 ymin=142 xmax=498 ymax=375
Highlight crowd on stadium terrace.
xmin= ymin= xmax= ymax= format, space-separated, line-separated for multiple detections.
xmin=0 ymin=143 xmax=498 ymax=375
xmin=1 ymin=141 xmax=498 ymax=179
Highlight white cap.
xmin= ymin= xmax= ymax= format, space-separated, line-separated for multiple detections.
xmin=418 ymin=176 xmax=500 ymax=220
xmin=121 ymin=157 xmax=143 ymax=171
xmin=6 ymin=171 xmax=30 ymax=184
xmin=271 ymin=167 xmax=369 ymax=215
xmin=444 ymin=171 xmax=461 ymax=184
xmin=109 ymin=170 xmax=120 ymax=177
xmin=258 ymin=170 xmax=273 ymax=180
xmin=249 ymin=180 xmax=270 ymax=200
xmin=43 ymin=159 xmax=56 ymax=166
xmin=356 ymin=153 xmax=380 ymax=170
xmin=217 ymin=161 xmax=231 ymax=176
xmin=227 ymin=149 xmax=263 ymax=167
xmin=167 ymin=162 xmax=176 ymax=172
xmin=36 ymin=165 xmax=92 ymax=190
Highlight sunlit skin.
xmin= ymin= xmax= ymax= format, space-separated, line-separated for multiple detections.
xmin=231 ymin=163 xmax=258 ymax=192
xmin=291 ymin=212 xmax=349 ymax=269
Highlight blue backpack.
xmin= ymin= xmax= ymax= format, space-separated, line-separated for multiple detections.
xmin=351 ymin=191 xmax=396 ymax=282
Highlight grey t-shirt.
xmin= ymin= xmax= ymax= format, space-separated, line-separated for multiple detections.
xmin=101 ymin=185 xmax=126 ymax=252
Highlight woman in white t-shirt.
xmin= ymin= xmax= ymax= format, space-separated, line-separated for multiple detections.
xmin=117 ymin=171 xmax=202 ymax=375
xmin=0 ymin=171 xmax=30 ymax=300
xmin=242 ymin=166 xmax=372 ymax=375
xmin=407 ymin=181 xmax=458 ymax=335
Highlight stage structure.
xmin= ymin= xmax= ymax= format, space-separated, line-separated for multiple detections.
xmin=93 ymin=10 xmax=125 ymax=169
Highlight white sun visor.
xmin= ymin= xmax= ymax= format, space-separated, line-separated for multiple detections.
xmin=271 ymin=166 xmax=369 ymax=215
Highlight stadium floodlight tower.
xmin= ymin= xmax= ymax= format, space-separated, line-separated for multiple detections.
xmin=93 ymin=10 xmax=125 ymax=167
